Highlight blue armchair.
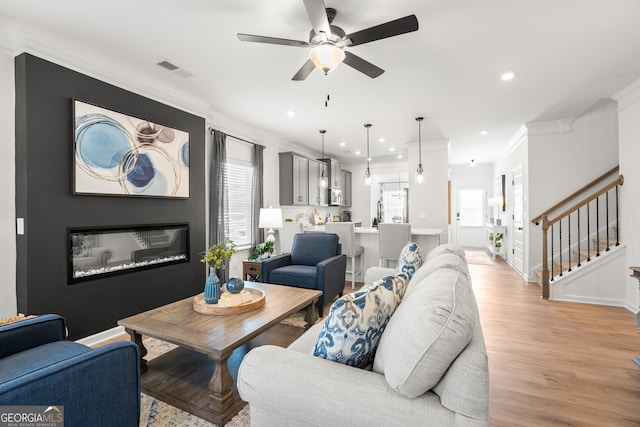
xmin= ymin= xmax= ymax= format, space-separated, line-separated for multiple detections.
xmin=262 ymin=233 xmax=347 ymax=316
xmin=0 ymin=314 xmax=140 ymax=426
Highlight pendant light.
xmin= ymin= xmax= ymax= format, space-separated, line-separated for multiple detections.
xmin=364 ymin=124 xmax=372 ymax=186
xmin=415 ymin=117 xmax=424 ymax=184
xmin=319 ymin=130 xmax=328 ymax=188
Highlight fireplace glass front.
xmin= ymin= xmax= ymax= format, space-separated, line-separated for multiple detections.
xmin=68 ymin=223 xmax=189 ymax=284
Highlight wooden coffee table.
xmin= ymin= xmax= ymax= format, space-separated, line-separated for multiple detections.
xmin=118 ymin=281 xmax=321 ymax=425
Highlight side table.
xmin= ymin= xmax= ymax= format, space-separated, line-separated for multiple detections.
xmin=243 ymin=260 xmax=262 ymax=282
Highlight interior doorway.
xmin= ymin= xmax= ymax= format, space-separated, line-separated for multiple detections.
xmin=512 ymin=164 xmax=525 ymax=274
xmin=455 ymin=185 xmax=487 ymax=248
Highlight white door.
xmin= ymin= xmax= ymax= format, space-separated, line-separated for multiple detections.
xmin=512 ymin=165 xmax=525 ymax=274
xmin=455 ymin=186 xmax=486 ymax=248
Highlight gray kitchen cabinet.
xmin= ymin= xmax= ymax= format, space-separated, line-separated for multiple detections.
xmin=279 ymin=152 xmax=308 ymax=205
xmin=341 ymin=170 xmax=352 ymax=207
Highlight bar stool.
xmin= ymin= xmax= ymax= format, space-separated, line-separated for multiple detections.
xmin=377 ymin=223 xmax=411 ymax=267
xmin=278 ymin=222 xmax=303 ymax=254
xmin=324 ymin=222 xmax=364 ymax=289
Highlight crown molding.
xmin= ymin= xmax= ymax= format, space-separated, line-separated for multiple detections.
xmin=612 ymin=77 xmax=640 ymax=111
xmin=0 ymin=21 xmax=210 ymax=118
xmin=525 ymin=118 xmax=575 ymax=136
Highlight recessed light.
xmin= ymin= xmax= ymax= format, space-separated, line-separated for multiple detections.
xmin=480 ymin=130 xmax=488 ymax=136
xmin=501 ymin=71 xmax=515 ymax=81
xmin=397 ymin=154 xmax=403 ymax=159
xmin=378 ymin=137 xmax=386 ymax=143
xmin=355 ymin=150 xmax=361 ymax=155
xmin=286 ymin=110 xmax=296 ymax=117
xmin=389 ymin=147 xmax=395 ymax=152
xmin=339 ymin=141 xmax=346 ymax=147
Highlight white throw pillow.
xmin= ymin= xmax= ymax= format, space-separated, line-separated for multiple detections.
xmin=312 ymin=274 xmax=409 ymax=368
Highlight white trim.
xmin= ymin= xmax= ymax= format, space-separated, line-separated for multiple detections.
xmin=612 ymin=77 xmax=640 ymax=111
xmin=75 ymin=325 xmax=125 ymax=347
xmin=525 ymin=118 xmax=575 ymax=135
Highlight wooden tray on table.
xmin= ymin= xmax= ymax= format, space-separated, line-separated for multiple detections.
xmin=192 ymin=287 xmax=265 ymax=315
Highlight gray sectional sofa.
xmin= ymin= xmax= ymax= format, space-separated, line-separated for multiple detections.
xmin=238 ymin=244 xmax=489 ymax=426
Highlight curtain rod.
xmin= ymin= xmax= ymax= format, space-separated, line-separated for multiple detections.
xmin=208 ymin=127 xmax=265 ymax=148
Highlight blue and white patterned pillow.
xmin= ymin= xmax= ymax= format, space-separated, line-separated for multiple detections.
xmin=312 ymin=274 xmax=409 ymax=368
xmin=396 ymin=242 xmax=423 ymax=278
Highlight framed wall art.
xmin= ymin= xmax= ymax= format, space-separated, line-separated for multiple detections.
xmin=73 ymin=99 xmax=190 ymax=198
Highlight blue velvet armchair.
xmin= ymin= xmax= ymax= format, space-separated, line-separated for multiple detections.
xmin=261 ymin=233 xmax=346 ymax=316
xmin=0 ymin=314 xmax=140 ymax=426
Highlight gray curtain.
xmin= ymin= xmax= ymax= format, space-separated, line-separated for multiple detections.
xmin=252 ymin=144 xmax=264 ymax=249
xmin=210 ymin=130 xmax=228 ymax=281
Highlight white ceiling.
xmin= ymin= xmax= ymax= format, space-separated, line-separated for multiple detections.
xmin=1 ymin=0 xmax=640 ymax=166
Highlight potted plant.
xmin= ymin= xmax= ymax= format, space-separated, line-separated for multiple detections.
xmin=248 ymin=241 xmax=274 ymax=261
xmin=489 ymin=232 xmax=503 ymax=248
xmin=200 ymin=238 xmax=237 ymax=304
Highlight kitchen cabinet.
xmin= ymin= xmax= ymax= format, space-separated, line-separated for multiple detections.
xmin=279 ymin=152 xmax=308 ymax=205
xmin=341 ymin=170 xmax=352 ymax=207
xmin=320 ymin=158 xmax=342 ymax=188
xmin=308 ymin=159 xmax=328 ymax=206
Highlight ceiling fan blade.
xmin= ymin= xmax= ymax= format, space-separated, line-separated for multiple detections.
xmin=292 ymin=59 xmax=316 ymax=81
xmin=343 ymin=15 xmax=419 ymax=47
xmin=343 ymin=51 xmax=384 ymax=79
xmin=303 ymin=0 xmax=331 ymax=37
xmin=237 ymin=33 xmax=309 ymax=47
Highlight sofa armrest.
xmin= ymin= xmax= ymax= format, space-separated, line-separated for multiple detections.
xmin=260 ymin=253 xmax=291 ymax=282
xmin=0 ymin=341 xmax=140 ymax=426
xmin=238 ymin=345 xmax=462 ymax=426
xmin=0 ymin=314 xmax=66 ymax=359
xmin=317 ymin=254 xmax=347 ymax=302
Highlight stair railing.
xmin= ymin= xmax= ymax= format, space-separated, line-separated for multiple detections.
xmin=533 ymin=166 xmax=623 ymax=298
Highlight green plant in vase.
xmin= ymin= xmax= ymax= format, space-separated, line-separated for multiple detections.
xmin=489 ymin=232 xmax=503 ymax=248
xmin=248 ymin=241 xmax=274 ymax=261
xmin=200 ymin=238 xmax=237 ymax=304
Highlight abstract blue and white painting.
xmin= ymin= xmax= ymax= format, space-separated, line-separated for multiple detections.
xmin=73 ymin=100 xmax=190 ymax=198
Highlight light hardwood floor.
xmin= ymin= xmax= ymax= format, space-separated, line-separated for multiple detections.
xmin=471 ymin=257 xmax=640 ymax=426
xmin=103 ymin=261 xmax=640 ymax=425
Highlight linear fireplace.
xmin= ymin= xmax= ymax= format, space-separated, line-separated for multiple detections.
xmin=68 ymin=223 xmax=189 ymax=284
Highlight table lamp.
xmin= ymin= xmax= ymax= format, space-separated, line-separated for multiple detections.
xmin=258 ymin=207 xmax=283 ymax=244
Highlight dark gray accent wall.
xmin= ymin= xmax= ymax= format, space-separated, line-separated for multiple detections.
xmin=15 ymin=54 xmax=206 ymax=340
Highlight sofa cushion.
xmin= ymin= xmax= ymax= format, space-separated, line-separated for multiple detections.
xmin=312 ymin=274 xmax=408 ymax=368
xmin=407 ymin=252 xmax=468 ymax=293
xmin=395 ymin=242 xmax=423 ymax=278
xmin=373 ymin=268 xmax=475 ymax=398
xmin=425 ymin=243 xmax=467 ymax=263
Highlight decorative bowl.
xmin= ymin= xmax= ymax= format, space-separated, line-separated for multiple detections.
xmin=226 ymin=277 xmax=245 ymax=294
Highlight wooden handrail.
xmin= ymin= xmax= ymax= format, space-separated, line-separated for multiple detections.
xmin=531 ymin=165 xmax=619 ymax=224
xmin=547 ymin=175 xmax=624 ymax=225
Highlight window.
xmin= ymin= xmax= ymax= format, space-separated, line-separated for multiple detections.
xmin=226 ymin=160 xmax=254 ymax=249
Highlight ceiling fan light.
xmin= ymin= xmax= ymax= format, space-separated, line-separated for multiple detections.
xmin=309 ymin=43 xmax=345 ymax=74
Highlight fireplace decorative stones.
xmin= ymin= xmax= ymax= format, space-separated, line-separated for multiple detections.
xmin=68 ymin=223 xmax=189 ymax=284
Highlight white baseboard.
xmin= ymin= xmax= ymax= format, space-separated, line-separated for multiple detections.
xmin=75 ymin=325 xmax=125 ymax=347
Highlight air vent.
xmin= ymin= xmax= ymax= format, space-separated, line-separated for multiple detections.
xmin=157 ymin=60 xmax=179 ymax=71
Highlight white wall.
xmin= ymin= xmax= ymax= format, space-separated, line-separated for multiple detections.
xmin=0 ymin=44 xmax=16 ymax=318
xmin=525 ymin=99 xmax=619 ymax=278
xmin=614 ymin=79 xmax=640 ymax=312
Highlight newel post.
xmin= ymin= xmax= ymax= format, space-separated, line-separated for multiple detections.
xmin=541 ymin=215 xmax=550 ymax=299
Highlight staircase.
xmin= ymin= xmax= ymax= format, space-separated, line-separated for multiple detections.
xmin=531 ymin=166 xmax=625 ymax=302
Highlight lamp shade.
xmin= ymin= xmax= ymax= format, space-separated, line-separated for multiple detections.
xmin=309 ymin=43 xmax=345 ymax=74
xmin=258 ymin=208 xmax=283 ymax=229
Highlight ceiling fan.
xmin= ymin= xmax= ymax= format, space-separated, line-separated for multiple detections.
xmin=237 ymin=0 xmax=419 ymax=80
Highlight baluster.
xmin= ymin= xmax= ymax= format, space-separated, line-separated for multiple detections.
xmin=558 ymin=219 xmax=563 ymax=277
xmin=577 ymin=206 xmax=582 ymax=267
xmin=550 ymin=223 xmax=554 ymax=282
xmin=606 ymin=190 xmax=610 ymax=251
xmin=596 ymin=195 xmax=601 ymax=257
xmin=616 ymin=184 xmax=620 ymax=246
xmin=586 ymin=202 xmax=591 ymax=262
xmin=567 ymin=213 xmax=572 ymax=272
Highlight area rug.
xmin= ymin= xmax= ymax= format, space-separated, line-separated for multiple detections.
xmin=464 ymin=250 xmax=494 ymax=265
xmin=139 ymin=311 xmax=314 ymax=426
